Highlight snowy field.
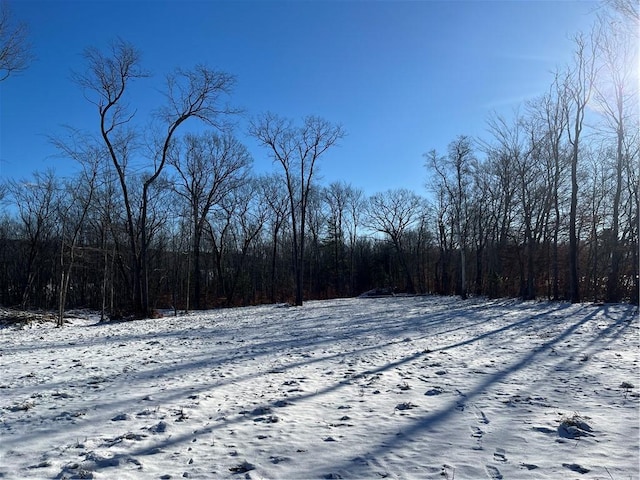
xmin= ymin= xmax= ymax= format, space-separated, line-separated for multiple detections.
xmin=0 ymin=296 xmax=638 ymax=480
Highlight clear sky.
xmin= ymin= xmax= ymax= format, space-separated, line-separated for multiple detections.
xmin=0 ymin=0 xmax=599 ymax=196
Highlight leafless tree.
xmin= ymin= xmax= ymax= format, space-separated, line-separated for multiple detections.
xmin=366 ymin=188 xmax=425 ymax=293
xmin=468 ymin=158 xmax=492 ymax=296
xmin=427 ymin=136 xmax=475 ymax=299
xmin=564 ymin=31 xmax=599 ymax=303
xmin=8 ymin=170 xmax=60 ymax=309
xmin=623 ymin=131 xmax=639 ymax=304
xmin=593 ymin=15 xmax=639 ymax=302
xmin=486 ymin=113 xmax=550 ymax=300
xmin=51 ymin=138 xmax=101 ymax=326
xmin=250 ymin=113 xmax=345 ymax=306
xmin=526 ymin=76 xmax=570 ymax=299
xmin=0 ymin=1 xmax=32 ymax=81
xmin=222 ymin=178 xmax=267 ymax=306
xmin=322 ymin=181 xmax=365 ymax=296
xmin=257 ymin=173 xmax=290 ymax=303
xmin=323 ymin=182 xmax=350 ymax=294
xmin=582 ymin=146 xmax=614 ymax=301
xmin=206 ymin=190 xmax=235 ymax=301
xmin=344 ymin=184 xmax=365 ymax=295
xmin=169 ymin=131 xmax=252 ymax=309
xmin=73 ymin=38 xmax=237 ymax=316
xmin=476 ymin=135 xmax=519 ymax=298
xmin=305 ymin=186 xmax=328 ymax=296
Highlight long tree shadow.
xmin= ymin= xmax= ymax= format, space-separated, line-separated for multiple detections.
xmin=323 ymin=304 xmax=608 ymax=477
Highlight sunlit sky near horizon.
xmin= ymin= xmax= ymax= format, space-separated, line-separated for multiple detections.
xmin=0 ymin=0 xmax=599 ymax=197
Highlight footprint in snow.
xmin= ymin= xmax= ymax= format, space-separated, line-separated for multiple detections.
xmin=470 ymin=426 xmax=484 ymax=450
xmin=563 ymin=463 xmax=590 ymax=474
xmin=229 ymin=460 xmax=255 ymax=473
xmin=270 ymin=456 xmax=290 ymax=464
xmin=493 ymin=448 xmax=507 ymax=462
xmin=395 ymin=402 xmax=417 ymax=411
xmin=425 ymin=387 xmax=443 ymax=396
xmin=147 ymin=421 xmax=168 ymax=434
xmin=486 ymin=465 xmax=503 ymax=479
xmin=475 ymin=407 xmax=490 ymax=424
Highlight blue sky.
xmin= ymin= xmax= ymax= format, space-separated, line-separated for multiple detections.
xmin=0 ymin=0 xmax=598 ymax=196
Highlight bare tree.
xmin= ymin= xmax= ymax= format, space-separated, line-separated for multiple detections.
xmin=258 ymin=173 xmax=290 ymax=303
xmin=564 ymin=31 xmax=598 ymax=303
xmin=476 ymin=136 xmax=519 ymax=298
xmin=305 ymin=186 xmax=328 ymax=296
xmin=322 ymin=181 xmax=366 ymax=296
xmin=468 ymin=158 xmax=491 ymax=296
xmin=582 ymin=146 xmax=614 ymax=301
xmin=225 ymin=179 xmax=268 ymax=306
xmin=593 ymin=15 xmax=639 ymax=302
xmin=74 ymin=38 xmax=237 ymax=316
xmin=250 ymin=113 xmax=345 ymax=306
xmin=623 ymin=132 xmax=639 ymax=304
xmin=0 ymin=1 xmax=32 ymax=81
xmin=50 ymin=139 xmax=101 ymax=326
xmin=486 ymin=113 xmax=552 ymax=300
xmin=344 ymin=184 xmax=365 ymax=295
xmin=323 ymin=182 xmax=351 ymax=295
xmin=366 ymin=188 xmax=425 ymax=294
xmin=169 ymin=131 xmax=252 ymax=309
xmin=433 ymin=178 xmax=453 ymax=295
xmin=8 ymin=170 xmax=59 ymax=309
xmin=426 ymin=136 xmax=475 ymax=299
xmin=526 ymin=76 xmax=570 ymax=300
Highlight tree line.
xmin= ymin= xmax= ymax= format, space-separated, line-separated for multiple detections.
xmin=0 ymin=1 xmax=637 ymax=322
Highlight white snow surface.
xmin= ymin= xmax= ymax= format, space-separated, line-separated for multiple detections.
xmin=0 ymin=296 xmax=638 ymax=480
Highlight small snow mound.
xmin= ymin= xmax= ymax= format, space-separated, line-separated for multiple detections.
xmin=395 ymin=402 xmax=417 ymax=411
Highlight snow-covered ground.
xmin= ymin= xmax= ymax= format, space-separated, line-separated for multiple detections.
xmin=0 ymin=296 xmax=638 ymax=480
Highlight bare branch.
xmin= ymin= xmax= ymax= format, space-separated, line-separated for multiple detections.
xmin=0 ymin=0 xmax=33 ymax=81
xmin=603 ymin=0 xmax=639 ymax=22
xmin=160 ymin=66 xmax=238 ymax=130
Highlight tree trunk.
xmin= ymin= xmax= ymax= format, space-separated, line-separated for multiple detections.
xmin=605 ymin=122 xmax=624 ymax=303
xmin=569 ymin=141 xmax=580 ymax=303
xmin=192 ymin=227 xmax=202 ymax=310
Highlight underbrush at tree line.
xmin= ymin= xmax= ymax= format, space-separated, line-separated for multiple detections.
xmin=0 ymin=225 xmax=636 ymax=317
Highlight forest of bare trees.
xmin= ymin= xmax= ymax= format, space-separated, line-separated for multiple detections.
xmin=0 ymin=1 xmax=637 ymax=319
